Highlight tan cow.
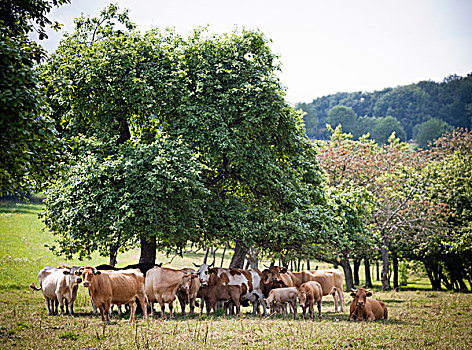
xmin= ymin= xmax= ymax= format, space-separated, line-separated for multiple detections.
xmin=264 ymin=287 xmax=298 ymax=318
xmin=311 ymin=269 xmax=345 ymax=312
xmin=349 ymin=288 xmax=388 ymax=321
xmin=145 ymin=267 xmax=194 ymax=318
xmin=298 ymin=281 xmax=323 ymax=319
xmin=30 ymin=266 xmax=82 ymax=316
xmin=177 ymin=268 xmax=201 ymax=316
xmin=79 ymin=266 xmax=148 ymax=322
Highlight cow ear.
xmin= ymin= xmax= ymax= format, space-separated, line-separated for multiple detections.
xmin=350 ymin=292 xmax=357 ymax=297
xmin=366 ymin=291 xmax=372 ymax=297
xmin=63 ymin=270 xmax=70 ymax=275
xmin=280 ymin=267 xmax=288 ymax=273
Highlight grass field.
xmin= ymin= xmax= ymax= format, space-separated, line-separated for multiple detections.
xmin=1 ymin=202 xmax=471 ymax=349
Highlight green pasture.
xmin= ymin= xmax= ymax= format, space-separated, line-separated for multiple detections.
xmin=1 ymin=202 xmax=471 ymax=349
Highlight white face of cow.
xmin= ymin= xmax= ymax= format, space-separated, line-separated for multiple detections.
xmin=196 ymin=264 xmax=211 ymax=286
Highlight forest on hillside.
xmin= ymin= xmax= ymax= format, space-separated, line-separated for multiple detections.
xmin=297 ymin=73 xmax=472 ymax=147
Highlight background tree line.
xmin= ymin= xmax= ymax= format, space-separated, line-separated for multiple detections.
xmin=297 ymin=74 xmax=472 ymax=148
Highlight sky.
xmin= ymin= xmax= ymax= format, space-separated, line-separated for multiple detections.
xmin=38 ymin=0 xmax=472 ymax=104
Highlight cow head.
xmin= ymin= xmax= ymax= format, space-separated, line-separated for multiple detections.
xmin=193 ymin=262 xmax=214 ymax=286
xmin=350 ymin=288 xmax=372 ymax=307
xmin=66 ymin=265 xmax=82 ymax=285
xmin=264 ymin=266 xmax=288 ymax=284
xmin=298 ymin=290 xmax=307 ymax=308
xmin=79 ymin=266 xmax=101 ymax=288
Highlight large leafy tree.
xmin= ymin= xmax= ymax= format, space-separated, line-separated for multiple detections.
xmin=42 ymin=5 xmax=328 ymax=266
xmin=0 ymin=0 xmax=70 ymax=195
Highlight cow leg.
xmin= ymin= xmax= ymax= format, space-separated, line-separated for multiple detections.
xmin=331 ymin=290 xmax=338 ymax=312
xmin=45 ymin=297 xmax=52 ymax=316
xmin=290 ymin=300 xmax=297 ymax=319
xmin=53 ymin=298 xmax=58 ymax=315
xmin=128 ymin=301 xmax=137 ymax=323
xmin=258 ymin=293 xmax=267 ymax=316
xmin=64 ymin=299 xmax=70 ymax=316
xmin=97 ymin=304 xmax=106 ymax=322
xmin=338 ymin=290 xmax=344 ymax=312
xmin=168 ymin=302 xmax=174 ymax=318
xmin=178 ymin=295 xmax=186 ymax=316
xmin=317 ymin=300 xmax=322 ymax=318
xmin=137 ymin=294 xmax=148 ymax=320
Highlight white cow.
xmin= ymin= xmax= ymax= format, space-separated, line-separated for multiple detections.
xmin=30 ymin=266 xmax=82 ymax=315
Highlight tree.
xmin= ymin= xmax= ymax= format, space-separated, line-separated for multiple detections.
xmin=415 ymin=118 xmax=453 ymax=149
xmin=0 ymin=0 xmax=70 ymax=195
xmin=371 ymin=116 xmax=406 ymax=144
xmin=327 ymin=106 xmax=357 ymax=136
xmin=43 ymin=6 xmax=328 ymax=265
xmin=296 ymin=102 xmax=318 ymax=139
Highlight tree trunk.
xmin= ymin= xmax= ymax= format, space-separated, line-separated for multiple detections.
xmin=364 ymin=258 xmax=373 ymax=288
xmin=229 ymin=240 xmax=246 ymax=268
xmin=246 ymin=247 xmax=259 ymax=269
xmin=220 ymin=245 xmax=227 ymax=267
xmin=340 ymin=258 xmax=354 ymax=291
xmin=109 ymin=246 xmax=118 ymax=267
xmin=117 ymin=117 xmax=131 ymax=144
xmin=392 ymin=253 xmax=399 ymax=290
xmin=376 ymin=260 xmax=380 ymax=281
xmin=306 ymin=259 xmax=311 ymax=271
xmin=139 ymin=235 xmax=156 ymax=264
xmin=381 ymin=247 xmax=391 ymax=291
xmin=423 ymin=259 xmax=442 ymax=291
xmin=353 ymin=259 xmax=361 ymax=286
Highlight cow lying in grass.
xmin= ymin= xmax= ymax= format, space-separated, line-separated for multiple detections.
xmin=349 ymin=288 xmax=388 ymax=321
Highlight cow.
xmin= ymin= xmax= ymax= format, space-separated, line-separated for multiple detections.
xmin=30 ymin=265 xmax=82 ymax=316
xmin=311 ymin=269 xmax=345 ymax=312
xmin=264 ymin=266 xmax=345 ymax=312
xmin=264 ymin=287 xmax=298 ymax=318
xmin=91 ymin=262 xmax=162 ymax=316
xmin=79 ymin=266 xmax=148 ymax=322
xmin=145 ymin=267 xmax=195 ymax=319
xmin=195 ymin=263 xmax=267 ymax=316
xmin=349 ymin=288 xmax=388 ymax=321
xmin=199 ymin=269 xmax=242 ymax=316
xmin=176 ymin=268 xmax=201 ymax=316
xmin=297 ymin=281 xmax=323 ymax=319
xmin=261 ymin=268 xmax=287 ymax=298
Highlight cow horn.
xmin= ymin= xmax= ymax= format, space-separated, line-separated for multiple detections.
xmin=193 ymin=262 xmax=200 ymax=268
xmin=92 ymin=267 xmax=99 ymax=275
xmin=351 ymin=288 xmax=357 ymax=292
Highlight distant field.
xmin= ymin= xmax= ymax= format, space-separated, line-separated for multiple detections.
xmin=1 ymin=202 xmax=470 ymax=349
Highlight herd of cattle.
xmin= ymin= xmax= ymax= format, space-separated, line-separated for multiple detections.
xmin=29 ymin=263 xmax=388 ymax=322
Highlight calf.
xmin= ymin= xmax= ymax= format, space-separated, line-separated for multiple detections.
xmin=349 ymin=288 xmax=388 ymax=321
xmin=264 ymin=287 xmax=298 ymax=318
xmin=298 ymin=281 xmax=323 ymax=319
xmin=30 ymin=266 xmax=82 ymax=316
xmin=177 ymin=268 xmax=200 ymax=316
xmin=79 ymin=266 xmax=148 ymax=322
xmin=145 ymin=267 xmax=194 ymax=318
xmin=199 ymin=270 xmax=242 ymax=316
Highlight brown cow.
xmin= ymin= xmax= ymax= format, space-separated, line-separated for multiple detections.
xmin=262 ymin=268 xmax=289 ymax=298
xmin=298 ymin=281 xmax=323 ymax=319
xmin=349 ymin=288 xmax=388 ymax=321
xmin=195 ymin=264 xmax=267 ymax=315
xmin=145 ymin=267 xmax=194 ymax=318
xmin=198 ymin=269 xmax=242 ymax=316
xmin=264 ymin=287 xmax=298 ymax=318
xmin=79 ymin=266 xmax=148 ymax=322
xmin=311 ymin=269 xmax=345 ymax=312
xmin=176 ymin=268 xmax=201 ymax=316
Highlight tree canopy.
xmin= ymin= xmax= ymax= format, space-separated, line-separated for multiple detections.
xmin=41 ymin=5 xmax=328 ymax=265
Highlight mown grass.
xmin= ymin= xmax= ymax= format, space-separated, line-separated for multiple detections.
xmin=1 ymin=202 xmax=471 ymax=349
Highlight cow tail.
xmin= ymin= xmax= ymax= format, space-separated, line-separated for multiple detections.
xmin=384 ymin=306 xmax=388 ymax=320
xmin=29 ymin=282 xmax=41 ymax=291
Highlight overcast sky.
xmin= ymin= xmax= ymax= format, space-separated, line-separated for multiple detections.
xmin=39 ymin=0 xmax=472 ymax=104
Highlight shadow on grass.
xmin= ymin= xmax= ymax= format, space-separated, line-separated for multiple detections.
xmin=0 ymin=204 xmax=42 ymax=215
